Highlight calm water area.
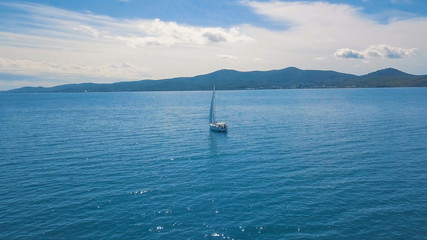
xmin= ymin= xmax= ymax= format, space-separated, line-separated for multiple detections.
xmin=0 ymin=88 xmax=426 ymax=239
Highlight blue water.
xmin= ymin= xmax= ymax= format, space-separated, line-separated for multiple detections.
xmin=1 ymin=88 xmax=426 ymax=239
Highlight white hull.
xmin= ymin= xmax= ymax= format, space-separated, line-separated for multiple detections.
xmin=210 ymin=122 xmax=227 ymax=132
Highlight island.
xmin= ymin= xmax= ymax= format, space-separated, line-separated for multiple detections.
xmin=6 ymin=67 xmax=427 ymax=93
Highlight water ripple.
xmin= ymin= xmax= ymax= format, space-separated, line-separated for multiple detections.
xmin=0 ymin=89 xmax=426 ymax=239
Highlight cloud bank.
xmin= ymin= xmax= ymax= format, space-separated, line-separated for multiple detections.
xmin=76 ymin=19 xmax=251 ymax=47
xmin=0 ymin=57 xmax=147 ymax=79
xmin=334 ymin=44 xmax=417 ymax=59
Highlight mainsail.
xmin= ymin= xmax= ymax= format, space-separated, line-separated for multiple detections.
xmin=209 ymin=85 xmax=216 ymax=124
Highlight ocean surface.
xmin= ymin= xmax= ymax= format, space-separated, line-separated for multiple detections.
xmin=0 ymin=88 xmax=426 ymax=239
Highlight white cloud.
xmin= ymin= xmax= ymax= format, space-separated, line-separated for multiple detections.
xmin=76 ymin=25 xmax=101 ymax=38
xmin=364 ymin=44 xmax=417 ymax=58
xmin=335 ymin=44 xmax=417 ymax=59
xmin=0 ymin=57 xmax=150 ymax=80
xmin=244 ymin=1 xmax=364 ymax=29
xmin=334 ymin=48 xmax=365 ymax=59
xmin=120 ymin=19 xmax=251 ymax=47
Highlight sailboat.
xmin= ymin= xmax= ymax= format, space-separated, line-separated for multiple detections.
xmin=209 ymin=85 xmax=227 ymax=132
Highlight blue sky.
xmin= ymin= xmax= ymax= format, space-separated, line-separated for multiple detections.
xmin=2 ymin=0 xmax=426 ymax=26
xmin=1 ymin=0 xmax=426 ymax=90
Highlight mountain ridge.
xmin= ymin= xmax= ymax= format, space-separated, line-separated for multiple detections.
xmin=5 ymin=67 xmax=427 ymax=93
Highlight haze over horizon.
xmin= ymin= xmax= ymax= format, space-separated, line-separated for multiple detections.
xmin=1 ymin=0 xmax=427 ymax=91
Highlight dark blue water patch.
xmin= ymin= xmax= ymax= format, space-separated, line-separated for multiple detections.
xmin=0 ymin=88 xmax=426 ymax=239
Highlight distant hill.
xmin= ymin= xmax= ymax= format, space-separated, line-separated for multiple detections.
xmin=6 ymin=67 xmax=427 ymax=93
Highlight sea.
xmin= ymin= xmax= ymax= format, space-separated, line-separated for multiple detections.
xmin=0 ymin=88 xmax=426 ymax=239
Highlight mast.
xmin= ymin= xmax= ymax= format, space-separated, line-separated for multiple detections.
xmin=209 ymin=85 xmax=216 ymax=124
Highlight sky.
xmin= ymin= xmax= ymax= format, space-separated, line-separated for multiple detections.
xmin=0 ymin=0 xmax=426 ymax=90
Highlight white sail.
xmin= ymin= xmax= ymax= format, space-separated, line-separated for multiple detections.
xmin=209 ymin=85 xmax=227 ymax=132
xmin=209 ymin=85 xmax=216 ymax=124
